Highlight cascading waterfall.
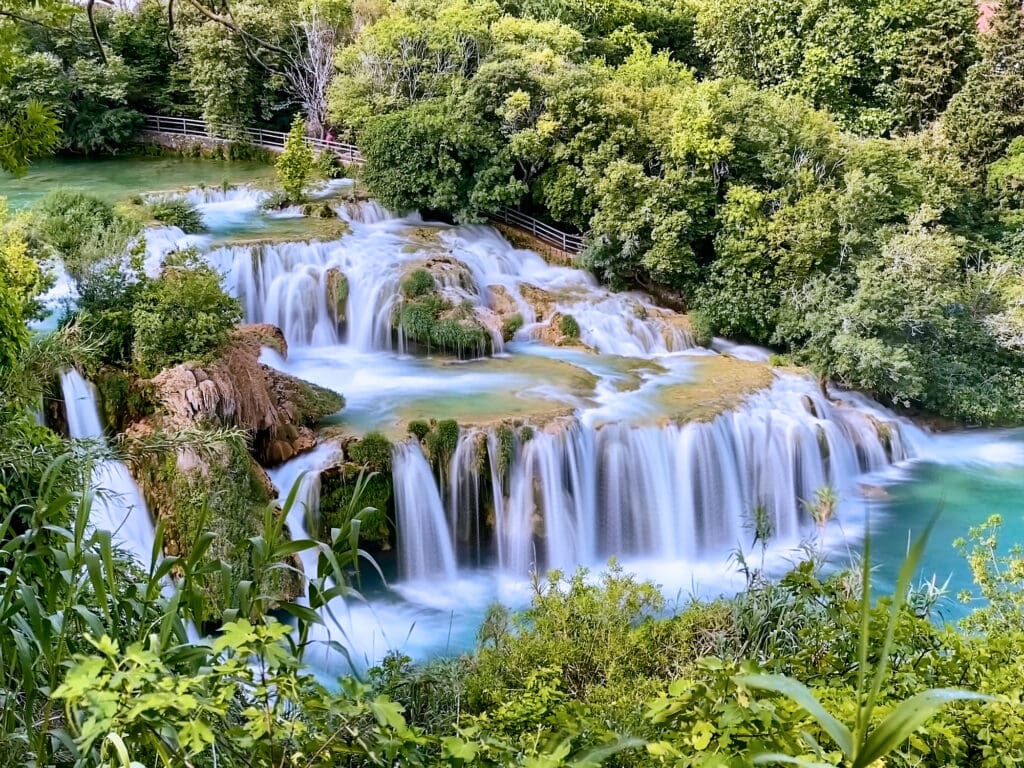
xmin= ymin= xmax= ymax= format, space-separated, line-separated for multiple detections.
xmin=140 ymin=195 xmax=696 ymax=355
xmin=60 ymin=370 xmax=156 ymax=565
xmin=434 ymin=374 xmax=917 ymax=575
xmin=393 ymin=442 xmax=458 ymax=581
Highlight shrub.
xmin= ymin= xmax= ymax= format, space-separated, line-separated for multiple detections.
xmin=407 ymin=420 xmax=431 ymax=440
xmin=276 ymin=115 xmax=315 ymax=203
xmin=348 ymin=431 xmax=393 ymax=473
xmin=559 ymin=313 xmax=580 ymax=339
xmin=31 ymin=191 xmax=138 ymax=281
xmin=146 ymin=198 xmax=206 ymax=233
xmin=401 ymin=268 xmax=435 ymax=298
xmin=502 ymin=313 xmax=524 ymax=342
xmin=132 ymin=251 xmax=241 ymax=374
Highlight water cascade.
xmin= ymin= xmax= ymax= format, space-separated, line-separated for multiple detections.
xmin=140 ymin=193 xmax=695 ymax=356
xmin=391 ymin=374 xmax=917 ymax=577
xmin=60 ymin=370 xmax=157 ymax=565
xmin=393 ymin=443 xmax=458 ymax=580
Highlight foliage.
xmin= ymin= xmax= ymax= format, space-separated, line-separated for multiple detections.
xmin=695 ymin=0 xmax=978 ymax=134
xmin=348 ymin=431 xmax=393 ymax=473
xmin=277 ymin=114 xmax=315 ymax=202
xmin=30 ymin=190 xmax=139 ymax=282
xmin=394 ymin=269 xmax=493 ymax=357
xmin=132 ymin=251 xmax=242 ymax=375
xmin=146 ymin=198 xmax=206 ymax=233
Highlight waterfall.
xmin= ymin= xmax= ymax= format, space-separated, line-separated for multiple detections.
xmin=393 ymin=443 xmax=457 ymax=581
xmin=60 ymin=370 xmax=156 ymax=566
xmin=439 ymin=373 xmax=914 ymax=575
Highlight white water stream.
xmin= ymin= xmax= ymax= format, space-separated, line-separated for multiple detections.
xmin=63 ymin=182 xmax=1011 ymax=667
xmin=60 ymin=369 xmax=156 ymax=565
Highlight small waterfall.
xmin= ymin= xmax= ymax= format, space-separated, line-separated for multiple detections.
xmin=393 ymin=443 xmax=457 ymax=580
xmin=60 ymin=370 xmax=156 ymax=565
xmin=441 ymin=374 xmax=914 ymax=575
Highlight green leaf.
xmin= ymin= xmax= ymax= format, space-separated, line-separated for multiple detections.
xmin=853 ymin=689 xmax=995 ymax=768
xmin=753 ymin=754 xmax=836 ymax=768
xmin=738 ymin=674 xmax=853 ymax=756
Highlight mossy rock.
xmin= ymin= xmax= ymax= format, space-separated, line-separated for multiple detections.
xmin=658 ymin=356 xmax=776 ymax=424
xmin=393 ymin=272 xmax=492 ymax=358
xmin=325 ymin=267 xmax=349 ymax=325
xmin=422 ymin=419 xmax=460 ymax=472
xmin=136 ymin=436 xmax=302 ymax=622
xmin=278 ymin=377 xmax=345 ymax=425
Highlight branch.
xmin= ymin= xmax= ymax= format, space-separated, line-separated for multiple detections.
xmin=182 ymin=0 xmax=289 ymax=57
xmin=0 ymin=8 xmax=69 ymax=33
xmin=85 ymin=0 xmax=109 ymax=65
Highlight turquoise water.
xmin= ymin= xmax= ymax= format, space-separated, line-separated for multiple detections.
xmin=0 ymin=156 xmax=274 ymax=210
xmin=869 ymin=431 xmax=1024 ymax=622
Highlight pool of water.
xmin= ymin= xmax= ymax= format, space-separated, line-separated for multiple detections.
xmin=0 ymin=155 xmax=274 ymax=210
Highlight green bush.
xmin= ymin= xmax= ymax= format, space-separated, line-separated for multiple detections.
xmin=132 ymin=251 xmax=241 ymax=375
xmin=559 ymin=314 xmax=580 ymax=339
xmin=31 ymin=191 xmax=138 ymax=282
xmin=502 ymin=313 xmax=524 ymax=342
xmin=402 ymin=268 xmax=436 ymax=298
xmin=276 ymin=115 xmax=314 ymax=203
xmin=348 ymin=431 xmax=393 ymax=473
xmin=407 ymin=420 xmax=431 ymax=440
xmin=146 ymin=198 xmax=206 ymax=233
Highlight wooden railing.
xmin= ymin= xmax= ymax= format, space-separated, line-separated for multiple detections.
xmin=141 ymin=114 xmax=583 ymax=254
xmin=143 ymin=114 xmax=362 ymax=164
xmin=489 ymin=206 xmax=585 ymax=254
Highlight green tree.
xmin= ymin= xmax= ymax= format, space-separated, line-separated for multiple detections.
xmin=276 ymin=114 xmax=315 ymax=202
xmin=132 ymin=252 xmax=242 ymax=375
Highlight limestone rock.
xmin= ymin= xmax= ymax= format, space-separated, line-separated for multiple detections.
xmin=151 ymin=324 xmax=344 ymax=466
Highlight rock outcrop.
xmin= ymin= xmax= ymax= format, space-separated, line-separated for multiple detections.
xmin=150 ymin=324 xmax=344 ymax=465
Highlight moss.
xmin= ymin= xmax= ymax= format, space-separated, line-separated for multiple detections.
xmin=348 ymin=431 xmax=393 ymax=473
xmin=496 ymin=424 xmax=516 ymax=475
xmin=519 ymin=425 xmax=535 ymax=442
xmin=325 ymin=268 xmax=349 ymax=325
xmin=394 ymin=292 xmax=491 ymax=358
xmin=216 ymin=216 xmax=350 ymax=248
xmin=319 ymin=465 xmax=392 ymax=546
xmin=502 ymin=313 xmax=524 ymax=342
xmin=658 ymin=356 xmax=776 ymax=423
xmin=559 ymin=314 xmax=580 ymax=339
xmin=139 ymin=436 xmax=300 ymax=622
xmin=277 ymin=378 xmax=345 ymax=425
xmin=422 ymin=419 xmax=460 ymax=471
xmin=407 ymin=420 xmax=431 ymax=440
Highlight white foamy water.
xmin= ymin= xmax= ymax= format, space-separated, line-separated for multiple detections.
xmin=60 ymin=369 xmax=156 ymax=565
xmin=81 ymin=183 xmax=1019 ymax=669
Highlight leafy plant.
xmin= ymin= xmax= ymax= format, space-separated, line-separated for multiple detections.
xmin=276 ymin=115 xmax=315 ymax=203
xmin=740 ymin=517 xmax=993 ymax=768
xmin=146 ymin=198 xmax=206 ymax=233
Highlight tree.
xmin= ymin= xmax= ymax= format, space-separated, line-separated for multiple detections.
xmin=276 ymin=114 xmax=315 ymax=202
xmin=943 ymin=0 xmax=1024 ymax=173
xmin=132 ymin=252 xmax=242 ymax=375
xmin=283 ymin=0 xmax=351 ymax=137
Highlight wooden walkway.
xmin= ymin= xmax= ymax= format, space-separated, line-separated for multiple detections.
xmin=141 ymin=115 xmax=585 ymax=255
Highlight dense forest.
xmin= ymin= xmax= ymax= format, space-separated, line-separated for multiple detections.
xmin=2 ymin=0 xmax=1024 ymax=766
